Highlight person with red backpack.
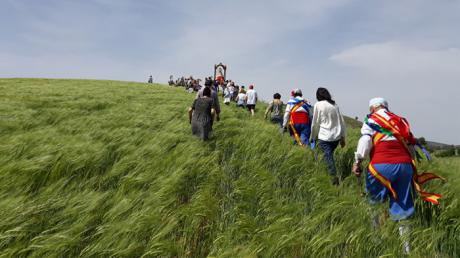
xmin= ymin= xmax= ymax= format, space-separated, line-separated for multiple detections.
xmin=282 ymin=89 xmax=313 ymax=146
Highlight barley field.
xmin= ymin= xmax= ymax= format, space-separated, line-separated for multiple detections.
xmin=0 ymin=78 xmax=458 ymax=257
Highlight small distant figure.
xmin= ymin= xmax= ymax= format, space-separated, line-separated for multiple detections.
xmin=223 ymin=86 xmax=231 ymax=105
xmin=246 ymin=85 xmax=258 ymax=116
xmin=265 ymin=93 xmax=284 ymax=128
xmin=193 ymin=81 xmax=201 ymax=92
xmin=236 ymin=88 xmax=247 ymax=108
xmin=213 ymin=80 xmax=220 ymax=93
xmin=228 ymin=82 xmax=235 ymax=101
xmin=232 ymin=85 xmax=239 ymax=101
xmin=188 ymin=87 xmax=215 ymax=141
xmin=148 ymin=75 xmax=153 ymax=83
xmin=223 ymin=80 xmax=231 ymax=97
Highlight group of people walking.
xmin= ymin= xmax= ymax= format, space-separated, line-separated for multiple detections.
xmin=189 ymin=83 xmax=347 ymax=188
xmin=234 ymin=85 xmax=258 ymax=116
xmin=188 ymin=79 xmax=259 ymax=140
xmin=265 ymin=89 xmax=442 ymax=219
xmin=188 ymin=80 xmax=443 ymax=254
xmin=265 ymin=87 xmax=346 ymax=185
xmin=168 ymin=75 xmax=200 ymax=89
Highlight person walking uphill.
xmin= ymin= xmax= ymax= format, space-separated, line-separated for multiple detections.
xmin=264 ymin=93 xmax=284 ymax=128
xmin=197 ymin=82 xmax=220 ymax=122
xmin=310 ymin=87 xmax=346 ymax=185
xmin=283 ymin=89 xmax=312 ymax=146
xmin=188 ymin=87 xmax=216 ymax=140
xmin=223 ymin=86 xmax=232 ymax=105
xmin=236 ymin=88 xmax=247 ymax=108
xmin=352 ymin=97 xmax=444 ymax=221
xmin=352 ymin=97 xmax=417 ymax=219
xmin=246 ymin=85 xmax=258 ymax=116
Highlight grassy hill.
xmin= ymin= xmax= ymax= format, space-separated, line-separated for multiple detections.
xmin=0 ymin=78 xmax=458 ymax=257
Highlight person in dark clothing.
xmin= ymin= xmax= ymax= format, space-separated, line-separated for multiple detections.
xmin=196 ymin=85 xmax=220 ymax=122
xmin=188 ymin=87 xmax=215 ymax=140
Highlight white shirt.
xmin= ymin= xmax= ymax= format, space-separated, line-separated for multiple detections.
xmin=236 ymin=93 xmax=247 ymax=105
xmin=310 ymin=100 xmax=346 ymax=142
xmin=246 ymin=89 xmax=258 ymax=105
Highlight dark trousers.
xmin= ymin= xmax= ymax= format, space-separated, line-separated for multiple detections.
xmin=270 ymin=116 xmax=283 ymax=128
xmin=318 ymin=140 xmax=340 ymax=178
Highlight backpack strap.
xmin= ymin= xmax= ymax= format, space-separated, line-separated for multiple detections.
xmin=289 ymin=101 xmax=306 ymax=146
xmin=370 ymin=118 xmax=445 ymax=205
xmin=368 ymin=112 xmax=413 ymax=158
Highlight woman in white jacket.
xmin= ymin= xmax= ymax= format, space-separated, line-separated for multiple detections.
xmin=310 ymin=87 xmax=346 ymax=185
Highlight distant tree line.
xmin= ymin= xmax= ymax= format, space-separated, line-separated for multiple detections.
xmin=434 ymin=146 xmax=459 ymax=157
xmin=417 ymin=137 xmax=459 ymax=157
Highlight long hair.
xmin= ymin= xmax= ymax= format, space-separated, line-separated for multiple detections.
xmin=316 ymin=87 xmax=335 ymax=105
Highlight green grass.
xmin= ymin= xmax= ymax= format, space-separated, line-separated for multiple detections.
xmin=0 ymin=78 xmax=458 ymax=257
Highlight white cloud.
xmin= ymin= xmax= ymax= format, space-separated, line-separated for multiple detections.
xmin=155 ymin=0 xmax=353 ymax=75
xmin=330 ymin=42 xmax=460 ymax=77
xmin=329 ymin=42 xmax=460 ymax=144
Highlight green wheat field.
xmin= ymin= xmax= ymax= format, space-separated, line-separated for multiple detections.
xmin=0 ymin=78 xmax=458 ymax=257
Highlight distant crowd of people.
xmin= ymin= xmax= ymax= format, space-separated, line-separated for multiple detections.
xmin=168 ymin=75 xmax=253 ymax=100
xmin=168 ymin=75 xmax=202 ymax=91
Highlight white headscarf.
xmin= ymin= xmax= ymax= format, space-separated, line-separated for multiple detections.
xmin=369 ymin=97 xmax=388 ymax=108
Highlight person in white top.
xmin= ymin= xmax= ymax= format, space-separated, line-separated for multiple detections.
xmin=223 ymin=87 xmax=231 ymax=105
xmin=246 ymin=85 xmax=258 ymax=116
xmin=228 ymin=83 xmax=235 ymax=101
xmin=310 ymin=87 xmax=346 ymax=185
xmin=236 ymin=88 xmax=247 ymax=108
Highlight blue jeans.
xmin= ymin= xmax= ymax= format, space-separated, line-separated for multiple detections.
xmin=318 ymin=140 xmax=340 ymax=178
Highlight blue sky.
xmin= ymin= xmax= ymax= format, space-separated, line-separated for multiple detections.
xmin=1 ymin=0 xmax=459 ymax=144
